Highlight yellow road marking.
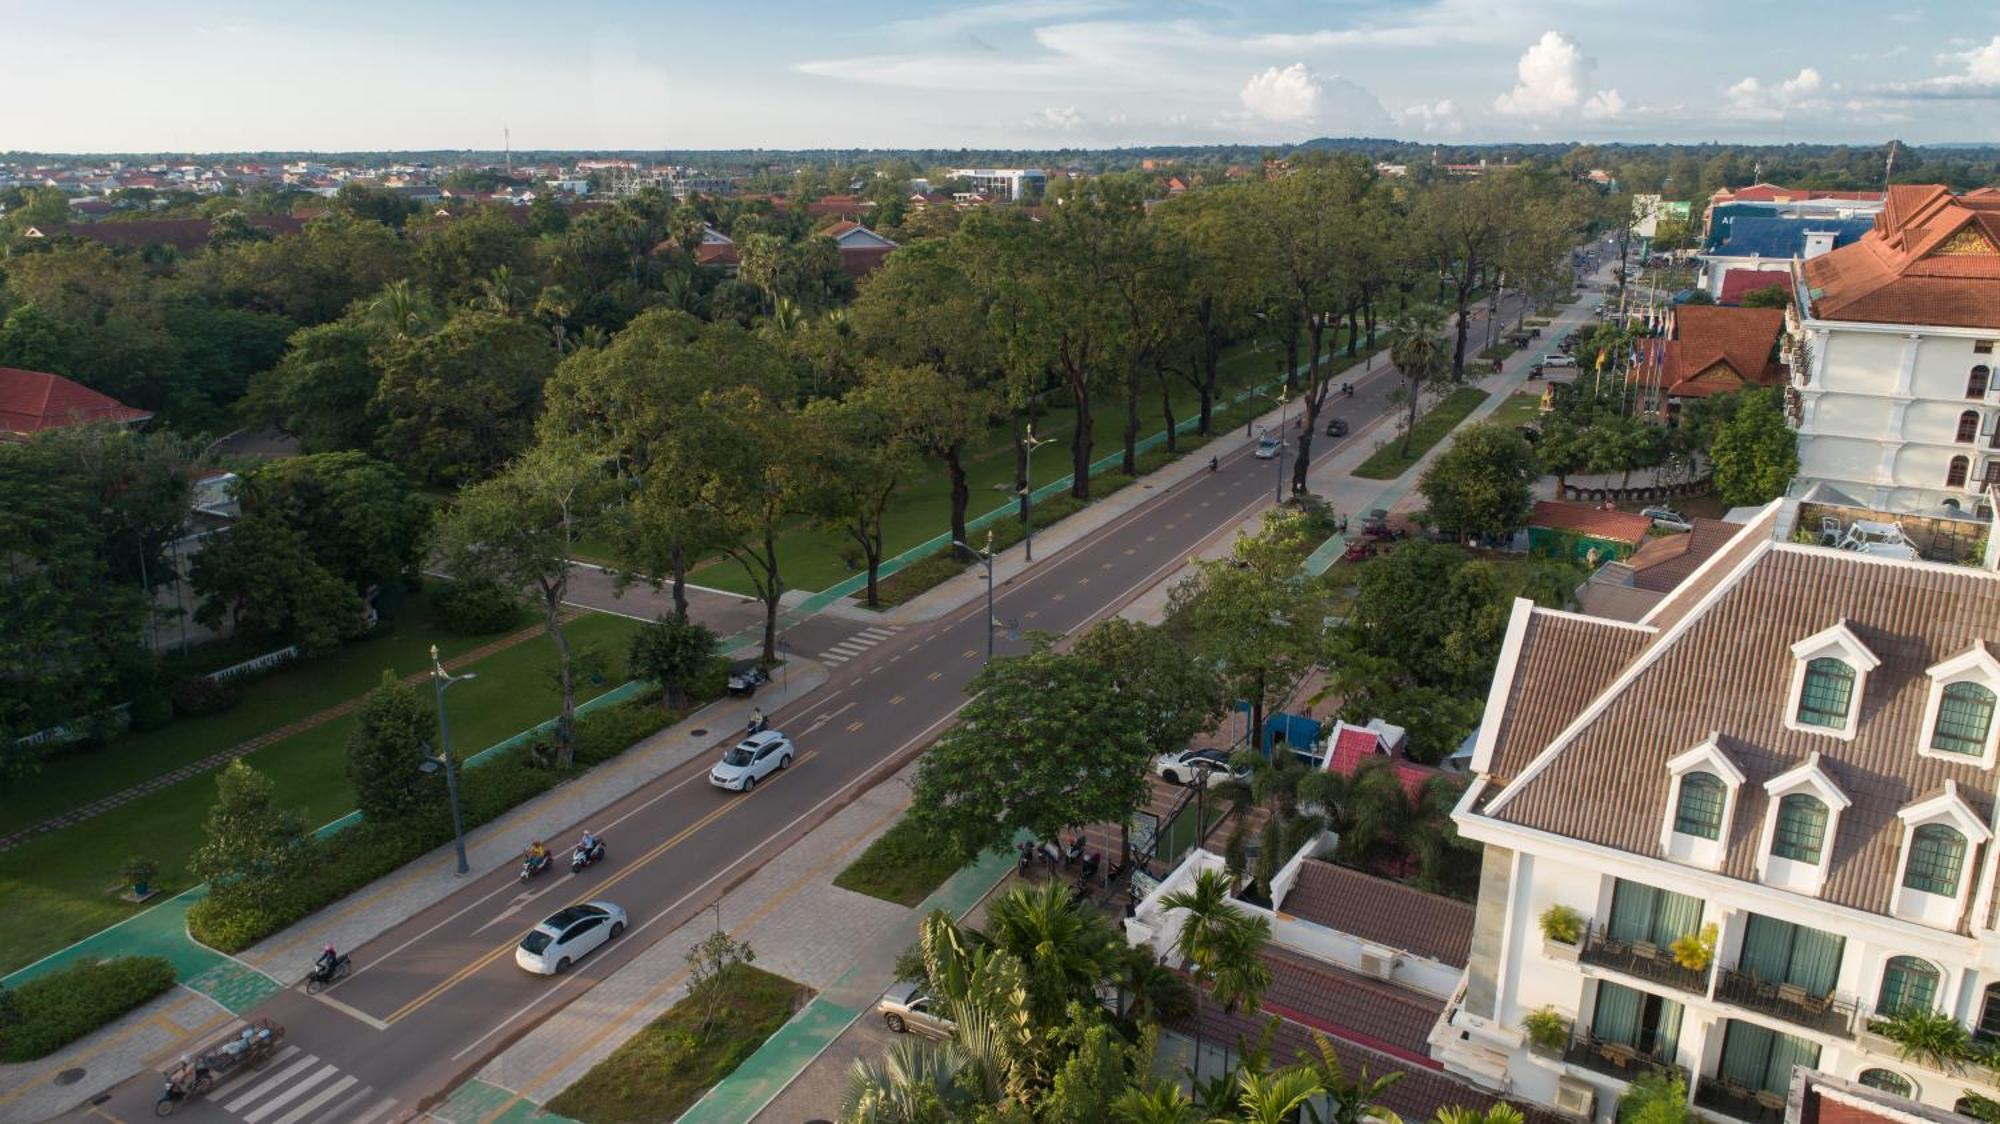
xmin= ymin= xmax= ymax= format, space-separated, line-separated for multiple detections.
xmin=1076 ymin=576 xmax=1090 ymax=585
xmin=963 ymin=649 xmax=977 ymax=658
xmin=1025 ymin=610 xmax=1039 ymax=619
xmin=927 ymin=671 xmax=942 ymax=681
xmin=1052 ymin=593 xmax=1066 ymax=602
xmin=1124 ymin=548 xmax=1136 ymax=555
xmin=846 ymin=720 xmax=865 ymax=732
xmin=383 ymin=752 xmax=820 ymax=1025
xmin=889 ymin=695 xmax=905 ymax=705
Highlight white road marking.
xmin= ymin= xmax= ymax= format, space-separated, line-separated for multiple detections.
xmin=241 ymin=1063 xmax=339 ymax=1122
xmin=347 ymin=1097 xmax=399 ymax=1124
xmin=266 ymin=1075 xmax=358 ymax=1124
xmin=222 ymin=1052 xmax=318 ymax=1110
xmin=209 ymin=1047 xmax=301 ymax=1101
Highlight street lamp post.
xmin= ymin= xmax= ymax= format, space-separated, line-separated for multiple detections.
xmin=952 ymin=531 xmax=997 ymax=661
xmin=1020 ymin=425 xmax=1055 ymax=562
xmin=1265 ymin=387 xmax=1291 ymax=504
xmin=426 ymin=644 xmax=476 ymax=875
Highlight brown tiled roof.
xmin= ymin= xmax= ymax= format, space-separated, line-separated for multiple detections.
xmin=1631 ymin=305 xmax=1785 ymax=398
xmin=1482 ymin=609 xmax=1652 ymax=783
xmin=1279 ymin=860 xmax=1474 ymax=967
xmin=1627 ymin=517 xmax=1744 ymax=593
xmin=1530 ymin=500 xmax=1652 ymax=544
xmin=1484 ymin=544 xmax=2000 ymax=919
xmin=0 ymin=367 xmax=152 ymax=436
xmin=1719 ymin=270 xmax=1792 ymax=306
xmin=27 ymin=215 xmax=305 ymax=254
xmin=1640 ymin=501 xmax=1781 ymax=633
xmin=1802 ymin=185 xmax=2000 ymax=329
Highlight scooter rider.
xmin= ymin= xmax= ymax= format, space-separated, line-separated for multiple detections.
xmin=1207 ymin=455 xmax=1218 ymax=472
xmin=578 ymin=829 xmax=599 ymax=858
xmin=315 ymin=943 xmax=338 ymax=980
xmin=748 ymin=707 xmax=766 ymax=735
xmin=526 ymin=839 xmax=548 ymax=867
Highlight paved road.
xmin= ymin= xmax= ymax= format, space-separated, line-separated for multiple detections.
xmin=67 ymin=297 xmax=1527 ymax=1124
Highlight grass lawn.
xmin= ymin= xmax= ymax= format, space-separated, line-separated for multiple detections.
xmin=1487 ymin=392 xmax=1545 ymax=431
xmin=832 ymin=816 xmax=968 ymax=906
xmin=545 ymin=965 xmax=811 ymax=1124
xmin=0 ymin=611 xmax=643 ymax=976
xmin=622 ymin=332 xmax=1369 ymax=598
xmin=1352 ymin=388 xmax=1491 ymax=481
xmin=0 ymin=587 xmax=526 ymax=839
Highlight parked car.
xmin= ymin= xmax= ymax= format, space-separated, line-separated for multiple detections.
xmin=1543 ymin=354 xmax=1579 ymax=370
xmin=1324 ymin=417 xmax=1349 ymax=438
xmin=515 ymin=902 xmax=627 ymax=975
xmin=709 ymin=730 xmax=795 ymax=792
xmin=1360 ymin=508 xmax=1393 ymax=538
xmin=1254 ymin=432 xmax=1282 ymax=459
xmin=1153 ymin=747 xmax=1251 ymax=788
xmin=1640 ymin=505 xmax=1693 ymax=532
xmin=877 ymin=980 xmax=955 ymax=1039
xmin=726 ymin=659 xmax=769 ymax=697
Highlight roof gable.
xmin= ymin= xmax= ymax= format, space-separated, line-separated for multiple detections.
xmin=0 ymin=367 xmax=152 ymax=436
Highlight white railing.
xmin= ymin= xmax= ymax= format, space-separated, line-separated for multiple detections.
xmin=13 ymin=703 xmax=133 ymax=750
xmin=204 ymin=645 xmax=300 ymax=684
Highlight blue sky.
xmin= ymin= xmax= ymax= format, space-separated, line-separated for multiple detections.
xmin=5 ymin=0 xmax=1998 ymax=152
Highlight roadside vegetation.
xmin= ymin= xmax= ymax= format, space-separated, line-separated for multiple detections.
xmin=1353 ymin=387 xmax=1491 ymax=479
xmin=833 ymin=817 xmax=968 ymax=906
xmin=0 ymin=955 xmax=176 ymax=1062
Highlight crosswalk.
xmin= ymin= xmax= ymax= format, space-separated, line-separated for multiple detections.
xmin=815 ymin=626 xmax=899 ymax=665
xmin=203 ymin=1045 xmax=396 ymax=1124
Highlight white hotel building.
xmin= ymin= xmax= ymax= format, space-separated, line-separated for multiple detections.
xmin=1435 ymin=501 xmax=2000 ymax=1122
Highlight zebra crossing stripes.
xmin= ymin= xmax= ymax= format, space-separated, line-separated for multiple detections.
xmin=816 ymin=626 xmax=898 ymax=664
xmin=202 ymin=1043 xmax=396 ymax=1124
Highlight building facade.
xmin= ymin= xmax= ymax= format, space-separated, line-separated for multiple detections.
xmin=948 ymin=167 xmax=1046 ymax=202
xmin=1436 ymin=503 xmax=2000 ymax=1123
xmin=1789 ymin=186 xmax=2000 ymax=514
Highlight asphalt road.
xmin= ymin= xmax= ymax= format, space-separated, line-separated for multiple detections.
xmin=67 ymin=296 xmax=1526 ymax=1124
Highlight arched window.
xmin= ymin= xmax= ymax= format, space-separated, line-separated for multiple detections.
xmin=1969 ymin=365 xmax=1991 ymax=399
xmin=1797 ymin=659 xmax=1856 ymax=729
xmin=1932 ymin=682 xmax=1996 ymax=756
xmin=1948 ymin=455 xmax=1971 ymax=489
xmin=1674 ymin=772 xmax=1726 ymax=840
xmin=1960 ymin=411 xmax=1981 ymax=443
xmin=1773 ymin=794 xmax=1830 ymax=863
xmin=1859 ymin=1069 xmax=1914 ymax=1097
xmin=1877 ymin=957 xmax=1941 ymax=1016
xmin=1903 ymin=825 xmax=1968 ymax=896
xmin=1978 ymin=983 xmax=2000 ymax=1043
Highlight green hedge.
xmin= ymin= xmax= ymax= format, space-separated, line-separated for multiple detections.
xmin=187 ymin=695 xmax=676 ymax=952
xmin=0 ymin=956 xmax=177 ymax=1062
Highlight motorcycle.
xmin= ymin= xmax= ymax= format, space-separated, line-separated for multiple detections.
xmin=520 ymin=850 xmax=553 ymax=883
xmin=1016 ymin=841 xmax=1035 ymax=877
xmin=1062 ymin=836 xmax=1086 ymax=867
xmin=572 ymin=837 xmax=607 ymax=874
xmin=304 ymin=954 xmax=351 ymax=994
xmin=155 ymin=1066 xmax=213 ymax=1115
xmin=1037 ymin=840 xmax=1064 ymax=867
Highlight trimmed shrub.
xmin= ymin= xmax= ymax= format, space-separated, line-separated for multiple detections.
xmin=170 ymin=675 xmax=240 ymax=717
xmin=128 ymin=688 xmax=176 ymax=733
xmin=0 ymin=956 xmax=177 ymax=1062
xmin=435 ymin=579 xmax=526 ymax=636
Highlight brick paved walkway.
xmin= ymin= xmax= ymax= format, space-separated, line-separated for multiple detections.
xmin=0 ymin=612 xmax=577 ymax=854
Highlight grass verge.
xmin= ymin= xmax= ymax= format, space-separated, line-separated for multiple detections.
xmin=545 ymin=965 xmax=811 ymax=1124
xmin=832 ymin=816 xmax=968 ymax=906
xmin=0 ymin=611 xmax=645 ymax=975
xmin=1487 ymin=392 xmax=1545 ymax=431
xmin=1352 ymin=387 xmax=1491 ymax=481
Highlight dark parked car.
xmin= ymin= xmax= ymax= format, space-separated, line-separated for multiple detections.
xmin=1324 ymin=417 xmax=1349 ymax=437
xmin=726 ymin=660 xmax=769 ymax=697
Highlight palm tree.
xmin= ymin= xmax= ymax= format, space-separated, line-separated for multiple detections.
xmin=363 ymin=279 xmax=438 ymax=342
xmin=1431 ymin=1106 xmax=1525 ymax=1124
xmin=1337 ymin=761 xmax=1470 ymax=891
xmin=1113 ymin=944 xmax=1195 ymax=1027
xmin=1297 ymin=1032 xmax=1406 ymax=1124
xmin=534 ymin=285 xmax=574 ymax=353
xmin=841 ymin=1037 xmax=965 ymax=1123
xmin=1207 ymin=912 xmax=1274 ymax=1019
xmin=1236 ymin=1067 xmax=1328 ymax=1124
xmin=1216 ymin=749 xmax=1329 ymax=901
xmin=981 ymin=880 xmax=1124 ymax=1026
xmin=476 ymin=264 xmax=529 ymax=316
xmin=1161 ymin=865 xmax=1272 ymax=1079
xmin=1386 ymin=304 xmax=1449 ymax=456
xmin=1110 ymin=1080 xmax=1199 ymax=1124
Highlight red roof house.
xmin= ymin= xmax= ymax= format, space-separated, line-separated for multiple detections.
xmin=0 ymin=368 xmax=152 ymax=440
xmin=1323 ymin=722 xmax=1439 ymax=800
xmin=1630 ymin=304 xmax=1786 ymax=406
xmin=1801 ymin=183 xmax=2000 ymax=329
xmin=1717 ymin=269 xmax=1792 ymax=306
xmin=820 ymin=220 xmax=899 ymax=279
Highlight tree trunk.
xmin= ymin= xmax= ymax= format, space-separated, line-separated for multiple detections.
xmin=1292 ymin=318 xmax=1328 ymax=494
xmin=1364 ymin=292 xmax=1377 ymax=351
xmin=1070 ymin=383 xmax=1093 ymax=501
xmin=1401 ymin=376 xmax=1424 ymax=457
xmin=670 ymin=544 xmax=689 ymax=619
xmin=1282 ymin=332 xmax=1300 ymax=392
xmin=1198 ymin=341 xmax=1217 ymax=435
xmin=1345 ymin=304 xmax=1359 ymax=358
xmin=1452 ymin=279 xmax=1474 ymax=377
xmin=1013 ymin=412 xmax=1030 ymax=525
xmin=544 ymin=584 xmax=576 ymax=769
xmin=944 ymin=445 xmax=970 ymax=552
xmin=1122 ymin=364 xmax=1140 ymax=476
xmin=1157 ymin=363 xmax=1178 ymax=455
xmin=759 ymin=530 xmax=781 ymax=664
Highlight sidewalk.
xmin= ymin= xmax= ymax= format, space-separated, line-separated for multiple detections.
xmin=0 ymin=667 xmax=827 ymax=1124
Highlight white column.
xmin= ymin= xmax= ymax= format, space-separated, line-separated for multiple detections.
xmin=1893 ymin=333 xmax=1923 ymax=398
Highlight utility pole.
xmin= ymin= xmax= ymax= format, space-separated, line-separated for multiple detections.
xmin=504 ymin=126 xmax=511 ymax=175
xmin=952 ymin=532 xmax=997 ymax=661
xmin=425 ymin=644 xmax=476 ymax=875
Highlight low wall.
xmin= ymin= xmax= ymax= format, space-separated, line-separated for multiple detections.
xmin=1558 ymin=478 xmax=1713 ymax=506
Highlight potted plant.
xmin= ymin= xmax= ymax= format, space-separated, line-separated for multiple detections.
xmin=1669 ymin=923 xmax=1717 ymax=973
xmin=122 ymin=856 xmax=159 ymax=899
xmin=1869 ymin=1009 xmax=1974 ymax=1075
xmin=1523 ymin=1005 xmax=1570 ymax=1056
xmin=1540 ymin=904 xmax=1584 ymax=961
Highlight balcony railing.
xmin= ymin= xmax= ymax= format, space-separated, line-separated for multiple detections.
xmin=1716 ymin=969 xmax=1855 ymax=1037
xmin=1578 ymin=926 xmax=1712 ymax=995
xmin=1694 ymin=1077 xmax=1789 ymax=1124
xmin=1563 ymin=1030 xmax=1687 ymax=1086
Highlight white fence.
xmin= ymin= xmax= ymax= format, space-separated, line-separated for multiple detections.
xmin=10 ymin=644 xmax=299 ymax=751
xmin=204 ymin=645 xmax=301 ymax=684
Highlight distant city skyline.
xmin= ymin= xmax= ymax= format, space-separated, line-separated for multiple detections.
xmin=5 ymin=0 xmax=1998 ymax=153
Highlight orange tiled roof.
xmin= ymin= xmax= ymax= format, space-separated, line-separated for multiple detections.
xmin=1530 ymin=500 xmax=1653 ymax=543
xmin=0 ymin=367 xmax=152 ymax=437
xmin=1802 ymin=184 xmax=2000 ymax=329
xmin=1631 ymin=304 xmax=1785 ymax=398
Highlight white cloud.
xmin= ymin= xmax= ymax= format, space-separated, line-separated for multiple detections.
xmin=1399 ymin=98 xmax=1463 ymax=134
xmin=1723 ymin=67 xmax=1826 ymax=118
xmin=1493 ymin=31 xmax=1619 ymax=119
xmin=1028 ymin=105 xmax=1085 ymax=130
xmin=1240 ymin=63 xmax=1320 ymax=123
xmin=1876 ymin=35 xmax=2000 ymax=99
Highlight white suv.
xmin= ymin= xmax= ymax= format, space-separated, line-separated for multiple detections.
xmin=710 ymin=730 xmax=795 ymax=792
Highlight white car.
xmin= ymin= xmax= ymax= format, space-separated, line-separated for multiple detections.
xmin=1640 ymin=505 xmax=1693 ymax=532
xmin=1254 ymin=432 xmax=1282 ymax=459
xmin=1542 ymin=353 xmax=1579 ymax=370
xmin=1154 ymin=748 xmax=1251 ymax=788
xmin=709 ymin=730 xmax=795 ymax=792
xmin=515 ymin=901 xmax=627 ymax=975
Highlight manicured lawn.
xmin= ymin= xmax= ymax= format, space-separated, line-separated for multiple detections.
xmin=1488 ymin=391 xmax=1546 ymax=432
xmin=545 ymin=965 xmax=811 ymax=1124
xmin=0 ymin=611 xmax=642 ymax=976
xmin=0 ymin=587 xmax=526 ymax=838
xmin=1352 ymin=388 xmax=1492 ymax=481
xmin=833 ymin=816 xmax=968 ymax=906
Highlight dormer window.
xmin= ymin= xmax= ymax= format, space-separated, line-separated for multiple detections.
xmin=1891 ymin=782 xmax=1991 ymax=928
xmin=1756 ymin=754 xmax=1851 ymax=895
xmin=1920 ymin=646 xmax=2000 ymax=767
xmin=1784 ymin=623 xmax=1880 ymax=741
xmin=1661 ymin=735 xmax=1746 ymax=870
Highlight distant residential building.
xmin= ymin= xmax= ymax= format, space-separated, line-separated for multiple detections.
xmin=22 ymin=215 xmax=306 ymax=255
xmin=1699 ymin=204 xmax=1876 ymax=300
xmin=1791 ymin=185 xmax=2000 ymax=513
xmin=820 ymin=221 xmax=898 ymax=278
xmin=0 ymin=368 xmax=152 ymax=441
xmin=948 ymin=167 xmax=1046 ymax=202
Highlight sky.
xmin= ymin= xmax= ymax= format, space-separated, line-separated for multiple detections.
xmin=3 ymin=0 xmax=1998 ymax=153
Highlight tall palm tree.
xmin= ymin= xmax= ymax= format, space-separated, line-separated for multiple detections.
xmin=981 ymin=880 xmax=1124 ymax=1026
xmin=1337 ymin=760 xmax=1470 ymax=891
xmin=476 ymin=264 xmax=529 ymax=316
xmin=1207 ymin=912 xmax=1274 ymax=1018
xmin=1161 ymin=865 xmax=1271 ymax=1077
xmin=1217 ymin=749 xmax=1329 ymax=901
xmin=1297 ymin=1031 xmax=1405 ymax=1124
xmin=364 ymin=279 xmax=438 ymax=342
xmin=1110 ymin=1080 xmax=1199 ymax=1124
xmin=1236 ymin=1067 xmax=1328 ymax=1124
xmin=1386 ymin=303 xmax=1449 ymax=457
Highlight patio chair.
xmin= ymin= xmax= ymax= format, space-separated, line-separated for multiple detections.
xmin=1777 ymin=983 xmax=1809 ymax=1007
xmin=1632 ymin=940 xmax=1660 ymax=961
xmin=1819 ymin=517 xmax=1841 ymax=546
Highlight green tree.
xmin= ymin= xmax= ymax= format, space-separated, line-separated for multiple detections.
xmin=236 ymin=452 xmax=431 ymax=595
xmin=241 ymin=321 xmax=382 ymax=453
xmin=1386 ymin=304 xmax=1457 ymax=457
xmin=412 ymin=207 xmax=534 ymax=305
xmin=8 ymin=186 xmax=71 ymax=230
xmin=1297 ymin=1032 xmax=1406 ymax=1124
xmin=1709 ymin=387 xmax=1798 ymax=506
xmin=1417 ymin=423 xmax=1538 ymax=543
xmin=982 ymin=881 xmax=1125 ymax=1027
xmin=434 ymin=439 xmax=608 ymax=768
xmin=189 ymin=761 xmax=310 ymax=906
xmin=0 ymin=304 xmax=69 ymax=373
xmin=371 ymin=310 xmax=555 ymax=484
xmin=346 ymin=671 xmax=439 ymax=824
xmin=799 ymin=386 xmax=919 ymax=609
xmin=190 ymin=516 xmax=366 ymax=654
xmin=908 ymin=638 xmax=1158 ymax=860
xmin=627 ymin=613 xmax=719 ymax=711
xmin=1739 ymin=284 xmax=1792 ymax=309
xmin=1159 ymin=866 xmax=1272 ymax=1066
